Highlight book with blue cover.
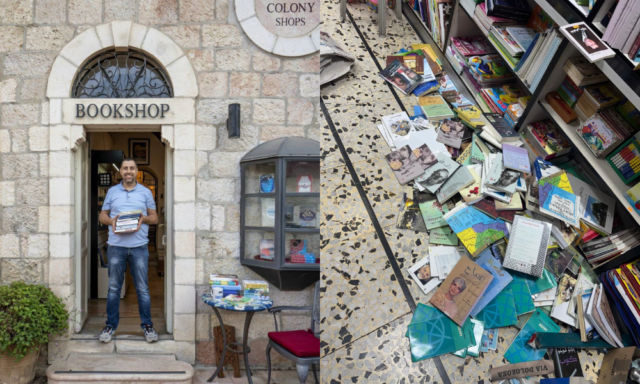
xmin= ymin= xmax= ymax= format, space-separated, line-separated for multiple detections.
xmin=508 ymin=274 xmax=536 ymax=315
xmin=443 ymin=202 xmax=509 ymax=257
xmin=473 ymin=287 xmax=518 ymax=328
xmin=406 ymin=303 xmax=476 ymax=361
xmin=469 ymin=247 xmax=513 ymax=316
xmin=504 ymin=308 xmax=561 ymax=364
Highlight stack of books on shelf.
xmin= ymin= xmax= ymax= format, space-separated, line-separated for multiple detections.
xmin=601 ymin=0 xmax=640 ymax=66
xmin=114 ymin=210 xmax=142 ymax=233
xmin=488 ymin=25 xmax=535 ymax=68
xmin=209 ymin=274 xmax=242 ymax=298
xmin=576 ymin=108 xmax=635 ymax=158
xmin=473 ymin=3 xmax=517 ymax=35
xmin=485 ymin=0 xmax=531 ymax=23
xmin=580 ymin=229 xmax=640 ymax=267
xmin=521 ymin=120 xmax=572 ymax=160
xmin=574 ymin=83 xmax=620 ymax=119
xmin=242 ymin=280 xmax=270 ymax=301
xmin=514 ymin=27 xmax=564 ymax=92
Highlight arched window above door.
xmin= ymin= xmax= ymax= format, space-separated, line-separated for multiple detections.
xmin=72 ymin=49 xmax=173 ymax=99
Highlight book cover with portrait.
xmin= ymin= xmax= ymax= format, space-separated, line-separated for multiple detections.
xmin=429 ymin=256 xmax=494 ymax=326
xmin=560 ymin=23 xmax=615 ymax=63
xmin=385 ymin=145 xmax=425 ymax=184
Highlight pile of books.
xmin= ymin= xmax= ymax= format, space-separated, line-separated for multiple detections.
xmin=580 ymin=229 xmax=640 ymax=267
xmin=601 ymin=0 xmax=640 ymax=64
xmin=488 ymin=26 xmax=535 ymax=68
xmin=514 ymin=28 xmax=564 ymax=92
xmin=485 ymin=0 xmax=531 ymax=23
xmin=602 ymin=261 xmax=640 ymax=345
xmin=473 ymin=3 xmax=517 ymax=35
xmin=242 ymin=280 xmax=269 ymax=301
xmin=114 ymin=210 xmax=142 ymax=233
xmin=556 ymin=75 xmax=583 ymax=108
xmin=480 ymin=84 xmax=526 ymax=116
xmin=562 ymin=57 xmax=607 ymax=87
xmin=289 ymin=239 xmax=317 ymax=264
xmin=521 ymin=119 xmax=572 ymax=160
xmin=209 ymin=274 xmax=242 ymax=298
xmin=574 ymin=83 xmax=620 ymax=119
xmin=576 ymin=109 xmax=635 ymax=158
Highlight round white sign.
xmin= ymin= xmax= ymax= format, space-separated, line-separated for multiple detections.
xmin=236 ymin=0 xmax=320 ymax=57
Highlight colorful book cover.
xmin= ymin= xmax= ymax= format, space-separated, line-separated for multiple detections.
xmin=585 ymin=84 xmax=620 ymax=106
xmin=429 ymin=226 xmax=459 ymax=245
xmin=473 ymin=287 xmax=518 ymax=328
xmin=382 ymin=112 xmax=415 ymax=145
xmin=560 ymin=23 xmax=616 ymax=63
xmin=504 ymin=308 xmax=561 ymax=364
xmin=576 ymin=114 xmax=621 ymax=157
xmin=451 ymin=36 xmax=496 ymax=56
xmin=526 ymin=5 xmax=555 ymax=33
xmin=473 ymin=197 xmax=500 ymax=218
xmin=481 ymin=87 xmax=520 ymax=114
xmin=420 ymin=95 xmax=455 ymax=120
xmin=406 ymin=303 xmax=476 ymax=361
xmin=545 ymin=248 xmax=575 ymax=279
xmin=516 ymin=269 xmax=558 ymax=295
xmin=418 ymin=196 xmax=450 ymax=230
xmin=379 ymin=59 xmax=423 ymax=94
xmin=479 ymin=328 xmax=499 ymax=352
xmin=539 ymin=184 xmax=580 ymax=227
xmin=508 ymin=274 xmax=536 ymax=315
xmin=550 ymin=272 xmax=579 ymax=327
xmin=415 ymin=152 xmax=461 ymax=193
xmin=430 ymin=256 xmax=494 ymax=326
xmin=385 ymin=145 xmax=426 ymax=184
xmin=469 ymin=247 xmax=514 ymax=316
xmin=443 ymin=202 xmax=509 ymax=257
xmin=467 ymin=54 xmax=514 ymax=81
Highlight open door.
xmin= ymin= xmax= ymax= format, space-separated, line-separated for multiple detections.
xmin=164 ymin=146 xmax=173 ymax=333
xmin=74 ymin=141 xmax=89 ymax=332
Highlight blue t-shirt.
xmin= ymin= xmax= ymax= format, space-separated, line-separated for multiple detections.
xmin=102 ymin=182 xmax=156 ymax=248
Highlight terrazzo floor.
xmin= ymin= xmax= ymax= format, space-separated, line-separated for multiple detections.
xmin=319 ymin=1 xmax=605 ymax=383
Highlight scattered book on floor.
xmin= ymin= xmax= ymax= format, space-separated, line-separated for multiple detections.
xmin=380 ymin=59 xmax=423 ymax=94
xmin=386 ymin=145 xmax=426 ymax=184
xmin=502 ymin=215 xmax=552 ymax=277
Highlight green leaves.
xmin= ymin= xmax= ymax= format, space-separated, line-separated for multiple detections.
xmin=0 ymin=281 xmax=69 ymax=360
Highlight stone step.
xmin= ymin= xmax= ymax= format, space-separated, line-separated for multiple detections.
xmin=47 ymin=354 xmax=194 ymax=383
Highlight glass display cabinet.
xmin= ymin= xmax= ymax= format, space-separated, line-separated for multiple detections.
xmin=240 ymin=137 xmax=320 ymax=290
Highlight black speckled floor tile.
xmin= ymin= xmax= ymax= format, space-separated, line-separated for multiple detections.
xmin=383 ymin=228 xmax=432 ymax=305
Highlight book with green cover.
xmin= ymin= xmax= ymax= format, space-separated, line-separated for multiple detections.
xmin=428 ymin=226 xmax=459 ymax=245
xmin=508 ymin=275 xmax=536 ymax=315
xmin=513 ymin=269 xmax=558 ymax=295
xmin=406 ymin=303 xmax=476 ymax=361
xmin=473 ymin=288 xmax=518 ymax=328
xmin=504 ymin=308 xmax=561 ymax=364
xmin=419 ymin=198 xmax=450 ymax=230
xmin=487 ymin=33 xmax=520 ymax=68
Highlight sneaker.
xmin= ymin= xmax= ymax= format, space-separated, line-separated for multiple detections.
xmin=99 ymin=326 xmax=115 ymax=343
xmin=143 ymin=324 xmax=158 ymax=342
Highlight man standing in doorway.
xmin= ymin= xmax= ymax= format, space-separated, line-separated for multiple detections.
xmin=98 ymin=158 xmax=159 ymax=343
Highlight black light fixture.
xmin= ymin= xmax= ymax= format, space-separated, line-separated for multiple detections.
xmin=227 ymin=103 xmax=241 ymax=138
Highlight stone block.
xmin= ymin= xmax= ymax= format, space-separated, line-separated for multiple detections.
xmin=260 ymin=126 xmax=305 ymax=142
xmin=0 ymin=0 xmax=32 ymax=23
xmin=96 ymin=23 xmax=114 ymax=48
xmin=195 ymin=125 xmax=217 ymax=151
xmin=49 ymin=258 xmax=73 ymax=285
xmin=208 ymin=152 xmax=242 ymax=178
xmin=174 ymin=314 xmax=196 ymax=341
xmin=174 ymin=176 xmax=196 ymax=202
xmin=49 ymin=233 xmax=73 ymax=258
xmin=49 ymin=124 xmax=71 ymax=151
xmin=4 ymin=53 xmax=56 ymax=77
xmin=138 ymin=0 xmax=178 ymax=26
xmin=174 ymin=124 xmax=196 ymax=150
xmin=49 ymin=151 xmax=73 ymax=178
xmin=225 ymin=204 xmax=239 ymax=232
xmin=47 ymin=56 xmax=77 ymax=100
xmin=38 ymin=206 xmax=49 ymax=232
xmin=35 ymin=0 xmax=66 ymax=24
xmin=262 ymin=73 xmax=297 ymax=97
xmin=41 ymin=102 xmax=49 ymax=125
xmin=0 ymin=181 xmax=15 ymax=206
xmin=175 ymin=202 xmax=196 ymax=231
xmin=16 ymin=179 xmax=48 ymax=205
xmin=196 ymin=98 xmax=251 ymax=125
xmin=198 ymin=72 xmax=228 ymax=98
xmin=39 ymin=153 xmax=49 ymax=177
xmin=186 ymin=49 xmax=214 ymax=72
xmin=252 ymin=50 xmax=280 ymax=72
xmin=49 ymin=205 xmax=73 ymax=233
xmin=287 ymin=99 xmax=314 ymax=125
xmin=180 ymin=0 xmax=214 ymax=22
xmin=60 ymin=28 xmax=101 ymax=67
xmin=196 ymin=203 xmax=211 ymax=231
xmin=0 ymin=26 xmax=22 ymax=52
xmin=142 ymin=28 xmax=184 ymax=68
xmin=0 ymin=79 xmax=17 ymax=103
xmin=3 ymin=206 xmax=39 ymax=233
xmin=215 ymin=0 xmax=229 ymax=20
xmin=299 ymin=74 xmax=320 ymax=97
xmin=0 ymin=234 xmax=19 ymax=258
xmin=2 ymin=259 xmax=42 ymax=283
xmin=239 ymin=17 xmax=276 ymax=56
xmin=68 ymin=0 xmax=102 ymax=24
xmin=174 ymin=150 xmax=196 ymax=176
xmin=21 ymin=78 xmax=46 ymax=101
xmin=26 ymin=234 xmax=48 ymax=258
xmin=195 ymin=258 xmax=205 ymax=285
xmin=175 ymin=231 xmax=196 ymax=258
xmin=282 ymin=54 xmax=320 ymax=72
xmin=128 ymin=23 xmax=148 ymax=48
xmin=11 ymin=128 xmax=28 ymax=152
xmin=196 ymin=314 xmax=211 ymax=341
xmin=216 ymin=124 xmax=259 ymax=153
xmin=229 ymin=73 xmax=260 ymax=97
xmin=2 ymin=153 xmax=39 ymax=179
xmin=196 ymin=151 xmax=209 ymax=178
xmin=48 ymin=340 xmax=115 ymax=364
xmin=166 ymin=56 xmax=198 ymax=97
xmin=2 ymin=104 xmax=40 ymax=126
xmin=202 ymin=24 xmax=243 ymax=47
xmin=175 ymin=259 xmax=196 ymax=285
xmin=197 ymin=179 xmax=235 ymax=203
xmin=196 ymin=232 xmax=239 ymax=259
xmin=104 ymin=0 xmax=136 ymax=22
xmin=174 ymin=285 xmax=196 ymax=314
xmin=0 ymin=130 xmax=10 ymax=153
xmin=49 ymin=178 xmax=73 ymax=206
xmin=50 ymin=99 xmax=62 ymax=124
xmin=110 ymin=21 xmax=132 ymax=50
xmin=253 ymin=99 xmax=285 ymax=124
xmin=160 ymin=25 xmax=200 ymax=48
xmin=215 ymin=49 xmax=250 ymax=71
xmin=115 ymin=340 xmax=195 ymax=364
xmin=26 ymin=26 xmax=74 ymax=51
xmin=210 ymin=204 xmax=224 ymax=232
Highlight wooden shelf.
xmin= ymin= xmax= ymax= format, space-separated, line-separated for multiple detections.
xmin=538 ymin=99 xmax=640 ymax=226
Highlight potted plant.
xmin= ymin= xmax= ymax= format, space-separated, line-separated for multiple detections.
xmin=0 ymin=281 xmax=69 ymax=384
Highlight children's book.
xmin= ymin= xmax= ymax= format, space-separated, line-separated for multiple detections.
xmin=538 ymin=173 xmax=581 ymax=227
xmin=415 ymin=152 xmax=461 ymax=193
xmin=451 ymin=36 xmax=496 ymax=56
xmin=469 ymin=247 xmax=514 ymax=316
xmin=443 ymin=202 xmax=509 ymax=257
xmin=503 ymin=308 xmax=561 ymax=364
xmin=473 ymin=288 xmax=518 ymax=328
xmin=429 ymin=256 xmax=494 ymax=326
xmin=560 ymin=23 xmax=616 ymax=63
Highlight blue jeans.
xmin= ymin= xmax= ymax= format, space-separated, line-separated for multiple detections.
xmin=106 ymin=245 xmax=153 ymax=329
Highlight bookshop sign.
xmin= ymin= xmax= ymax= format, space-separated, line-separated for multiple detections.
xmin=62 ymin=99 xmax=195 ymax=125
xmin=235 ymin=0 xmax=320 ymax=57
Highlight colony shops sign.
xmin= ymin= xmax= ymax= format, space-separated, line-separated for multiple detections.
xmin=61 ymin=99 xmax=195 ymax=125
xmin=236 ymin=0 xmax=320 ymax=57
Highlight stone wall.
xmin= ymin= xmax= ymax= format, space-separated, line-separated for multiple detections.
xmin=0 ymin=0 xmax=319 ymax=369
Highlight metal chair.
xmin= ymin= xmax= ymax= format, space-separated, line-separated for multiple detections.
xmin=340 ymin=0 xmax=403 ymax=36
xmin=266 ymin=281 xmax=320 ymax=384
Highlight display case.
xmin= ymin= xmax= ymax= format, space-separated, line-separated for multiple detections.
xmin=240 ymin=138 xmax=320 ymax=290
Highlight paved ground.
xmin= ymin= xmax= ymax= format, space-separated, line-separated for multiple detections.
xmin=319 ymin=1 xmax=605 ymax=383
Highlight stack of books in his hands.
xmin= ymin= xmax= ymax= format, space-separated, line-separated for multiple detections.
xmin=114 ymin=210 xmax=142 ymax=233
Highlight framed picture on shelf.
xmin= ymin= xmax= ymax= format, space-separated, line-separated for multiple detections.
xmin=129 ymin=139 xmax=150 ymax=165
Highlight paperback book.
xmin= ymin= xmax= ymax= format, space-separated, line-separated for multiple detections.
xmin=408 ymin=255 xmax=441 ymax=295
xmin=502 ymin=143 xmax=531 ymax=172
xmin=382 ymin=112 xmax=415 ymax=145
xmin=504 ymin=308 xmax=561 ymax=364
xmin=485 ymin=153 xmax=521 ymax=194
xmin=469 ymin=247 xmax=514 ymax=316
xmin=560 ymin=23 xmax=616 ymax=63
xmin=436 ymin=119 xmax=466 ymax=148
xmin=436 ymin=165 xmax=475 ymax=203
xmin=443 ymin=202 xmax=509 ymax=257
xmin=415 ymin=152 xmax=461 ymax=193
xmin=386 ymin=145 xmax=426 ymax=184
xmin=502 ymin=215 xmax=552 ymax=277
xmin=473 ymin=288 xmax=519 ymax=328
xmin=380 ymin=59 xmax=423 ymax=94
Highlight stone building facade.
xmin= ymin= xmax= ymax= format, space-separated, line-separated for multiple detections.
xmin=0 ymin=0 xmax=319 ymax=370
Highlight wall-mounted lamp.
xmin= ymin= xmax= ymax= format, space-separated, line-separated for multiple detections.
xmin=227 ymin=103 xmax=241 ymax=139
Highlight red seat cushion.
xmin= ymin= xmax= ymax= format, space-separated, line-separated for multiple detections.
xmin=268 ymin=330 xmax=320 ymax=358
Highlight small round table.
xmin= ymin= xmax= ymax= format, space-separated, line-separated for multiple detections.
xmin=201 ymin=294 xmax=273 ymax=384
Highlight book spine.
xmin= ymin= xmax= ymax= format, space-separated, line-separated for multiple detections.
xmin=603 ymin=0 xmax=628 ymax=42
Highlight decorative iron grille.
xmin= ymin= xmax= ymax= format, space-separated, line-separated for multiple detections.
xmin=72 ymin=49 xmax=172 ymax=98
